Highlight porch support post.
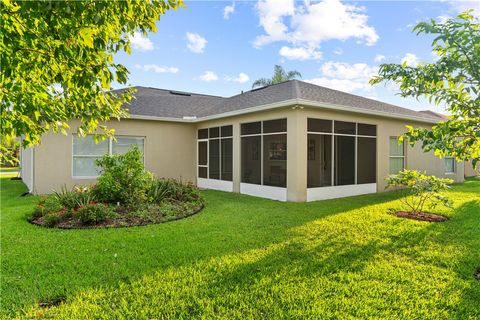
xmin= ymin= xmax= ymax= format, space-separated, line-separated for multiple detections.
xmin=287 ymin=107 xmax=307 ymax=202
xmin=232 ymin=122 xmax=241 ymax=193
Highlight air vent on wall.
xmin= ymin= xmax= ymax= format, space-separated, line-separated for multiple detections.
xmin=169 ymin=90 xmax=191 ymax=96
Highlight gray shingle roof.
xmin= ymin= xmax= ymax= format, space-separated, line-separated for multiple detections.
xmin=117 ymin=80 xmax=439 ymax=122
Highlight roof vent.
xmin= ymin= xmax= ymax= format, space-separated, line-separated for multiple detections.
xmin=170 ymin=90 xmax=191 ymax=96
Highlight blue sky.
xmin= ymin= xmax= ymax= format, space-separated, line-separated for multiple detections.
xmin=114 ymin=0 xmax=479 ymax=113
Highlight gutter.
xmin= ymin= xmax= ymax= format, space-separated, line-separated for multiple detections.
xmin=129 ymin=98 xmax=439 ymax=124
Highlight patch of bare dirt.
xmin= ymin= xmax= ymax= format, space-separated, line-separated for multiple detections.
xmin=393 ymin=211 xmax=448 ymax=222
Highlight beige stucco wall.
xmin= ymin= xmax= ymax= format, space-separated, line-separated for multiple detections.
xmin=31 ymin=105 xmax=465 ymax=199
xmin=465 ymin=161 xmax=479 ymax=177
xmin=32 ymin=119 xmax=196 ymax=194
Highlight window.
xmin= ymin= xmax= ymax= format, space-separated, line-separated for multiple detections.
xmin=241 ymin=119 xmax=287 ymax=187
xmin=72 ymin=135 xmax=144 ymax=178
xmin=112 ymin=137 xmax=144 ymax=155
xmin=445 ymin=156 xmax=455 ymax=173
xmin=307 ymin=119 xmax=377 ymax=188
xmin=197 ymin=125 xmax=233 ymax=181
xmin=389 ymin=137 xmax=405 ymax=174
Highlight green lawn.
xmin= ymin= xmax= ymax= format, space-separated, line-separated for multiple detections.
xmin=1 ymin=175 xmax=479 ymax=319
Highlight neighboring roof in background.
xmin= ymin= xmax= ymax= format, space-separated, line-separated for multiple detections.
xmin=418 ymin=110 xmax=448 ymax=120
xmin=114 ymin=80 xmax=441 ymax=123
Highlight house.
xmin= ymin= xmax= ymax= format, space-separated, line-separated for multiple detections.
xmin=20 ymin=80 xmax=465 ymax=202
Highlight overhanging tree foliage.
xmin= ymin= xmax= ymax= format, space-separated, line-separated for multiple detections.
xmin=370 ymin=11 xmax=480 ymax=167
xmin=0 ymin=0 xmax=183 ymax=164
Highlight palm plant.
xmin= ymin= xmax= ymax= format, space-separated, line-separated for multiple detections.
xmin=252 ymin=65 xmax=302 ymax=89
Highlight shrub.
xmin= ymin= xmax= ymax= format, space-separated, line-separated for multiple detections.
xmin=386 ymin=170 xmax=453 ymax=214
xmin=148 ymin=179 xmax=202 ymax=204
xmin=75 ymin=203 xmax=116 ymax=225
xmin=148 ymin=179 xmax=174 ymax=203
xmin=52 ymin=185 xmax=95 ymax=210
xmin=31 ymin=197 xmax=63 ymax=219
xmin=93 ymin=146 xmax=153 ymax=207
xmin=43 ymin=212 xmax=62 ymax=227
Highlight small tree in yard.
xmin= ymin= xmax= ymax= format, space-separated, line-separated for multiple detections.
xmin=386 ymin=170 xmax=453 ymax=215
xmin=370 ymin=11 xmax=480 ymax=167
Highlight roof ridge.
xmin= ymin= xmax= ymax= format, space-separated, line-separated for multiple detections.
xmin=116 ymin=86 xmax=226 ymax=98
xmin=292 ymin=79 xmax=300 ymax=99
xmin=296 ymin=80 xmax=432 ymax=116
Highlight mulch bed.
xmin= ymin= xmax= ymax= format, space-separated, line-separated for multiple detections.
xmin=393 ymin=211 xmax=448 ymax=222
xmin=29 ymin=205 xmax=204 ymax=229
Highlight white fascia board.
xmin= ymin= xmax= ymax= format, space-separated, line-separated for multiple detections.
xmin=129 ymin=115 xmax=194 ymax=122
xmin=128 ymin=99 xmax=439 ymax=125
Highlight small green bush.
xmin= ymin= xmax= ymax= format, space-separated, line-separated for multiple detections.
xmin=52 ymin=185 xmax=95 ymax=210
xmin=148 ymin=179 xmax=202 ymax=204
xmin=75 ymin=203 xmax=116 ymax=225
xmin=93 ymin=146 xmax=153 ymax=207
xmin=158 ymin=201 xmax=179 ymax=217
xmin=386 ymin=170 xmax=453 ymax=214
xmin=31 ymin=197 xmax=63 ymax=219
xmin=43 ymin=212 xmax=62 ymax=227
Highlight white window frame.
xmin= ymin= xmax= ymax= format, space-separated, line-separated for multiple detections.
xmin=72 ymin=135 xmax=145 ymax=179
xmin=445 ymin=156 xmax=456 ymax=174
xmin=389 ymin=136 xmax=405 ymax=174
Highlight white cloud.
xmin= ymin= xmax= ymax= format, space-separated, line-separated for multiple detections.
xmin=186 ymin=32 xmax=207 ymax=53
xmin=279 ymin=46 xmax=322 ymax=60
xmin=253 ymin=0 xmax=294 ymax=47
xmin=199 ymin=71 xmax=218 ymax=82
xmin=448 ymin=1 xmax=479 ymax=17
xmin=306 ymin=61 xmax=378 ymax=93
xmin=401 ymin=53 xmax=419 ymax=67
xmin=129 ymin=32 xmax=154 ymax=51
xmin=374 ymin=54 xmax=386 ymax=63
xmin=253 ymin=0 xmax=378 ymax=57
xmin=306 ymin=78 xmax=371 ymax=93
xmin=321 ymin=61 xmax=378 ymax=80
xmin=135 ymin=64 xmax=179 ymax=74
xmin=436 ymin=15 xmax=452 ymax=23
xmin=224 ymin=3 xmax=235 ymax=19
xmin=225 ymin=72 xmax=250 ymax=83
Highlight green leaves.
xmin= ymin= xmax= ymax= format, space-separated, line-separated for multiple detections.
xmin=0 ymin=0 xmax=183 ymax=164
xmin=370 ymin=11 xmax=480 ymax=167
xmin=252 ymin=65 xmax=302 ymax=89
xmin=386 ymin=170 xmax=453 ymax=214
